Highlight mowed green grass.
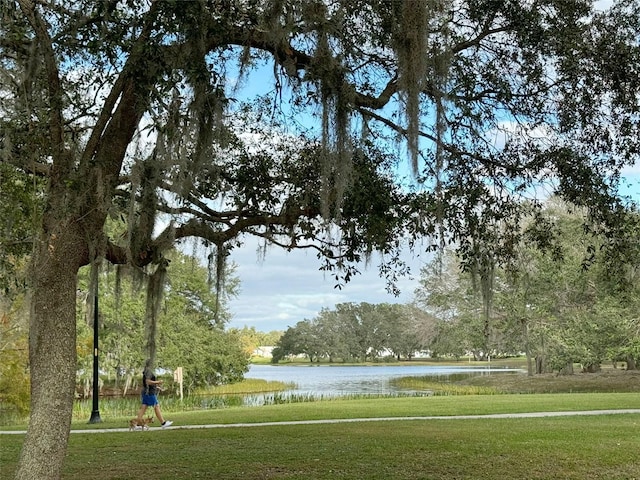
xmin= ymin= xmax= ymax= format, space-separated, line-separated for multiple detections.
xmin=3 ymin=394 xmax=640 ymax=479
xmin=2 ymin=415 xmax=640 ymax=479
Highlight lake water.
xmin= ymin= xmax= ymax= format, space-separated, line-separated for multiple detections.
xmin=245 ymin=364 xmax=521 ymax=398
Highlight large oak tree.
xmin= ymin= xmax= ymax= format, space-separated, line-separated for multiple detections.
xmin=1 ymin=1 xmax=638 ymax=478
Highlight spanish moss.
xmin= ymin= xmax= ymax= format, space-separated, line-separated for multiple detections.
xmin=208 ymin=242 xmax=229 ymax=324
xmin=314 ymin=27 xmax=354 ymax=220
xmin=391 ymin=0 xmax=429 ymax=174
xmin=144 ymin=260 xmax=168 ymax=364
xmin=469 ymin=240 xmax=496 ymax=357
xmin=127 ymin=155 xmax=159 ymax=267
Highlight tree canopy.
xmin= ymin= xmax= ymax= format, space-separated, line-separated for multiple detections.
xmin=74 ymin=249 xmax=247 ymax=397
xmin=413 ymin=202 xmax=640 ymax=373
xmin=1 ymin=1 xmax=639 ymax=478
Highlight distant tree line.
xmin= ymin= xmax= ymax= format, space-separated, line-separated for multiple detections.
xmin=230 ymin=326 xmax=284 ymax=357
xmin=272 ymin=302 xmax=431 ymax=363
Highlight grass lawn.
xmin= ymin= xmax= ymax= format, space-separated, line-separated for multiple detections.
xmin=3 ymin=392 xmax=640 ymax=479
xmin=2 ymin=412 xmax=640 ymax=479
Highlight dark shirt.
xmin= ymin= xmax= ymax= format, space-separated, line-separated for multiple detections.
xmin=143 ymin=370 xmax=158 ymax=395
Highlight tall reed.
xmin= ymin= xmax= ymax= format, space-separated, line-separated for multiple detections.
xmin=390 ymin=376 xmax=498 ymax=395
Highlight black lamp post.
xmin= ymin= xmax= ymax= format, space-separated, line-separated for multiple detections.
xmin=88 ymin=269 xmax=102 ymax=424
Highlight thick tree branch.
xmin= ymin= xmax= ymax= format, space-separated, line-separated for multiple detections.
xmin=0 ymin=157 xmax=51 ymax=177
xmin=17 ymin=0 xmax=67 ymax=173
xmin=79 ymin=1 xmax=161 ymax=168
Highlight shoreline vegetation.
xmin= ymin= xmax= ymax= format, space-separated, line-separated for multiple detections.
xmin=2 ymin=358 xmax=640 ymax=427
xmin=257 ymin=356 xmax=640 ymax=394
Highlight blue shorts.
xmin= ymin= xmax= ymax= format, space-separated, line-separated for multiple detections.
xmin=141 ymin=394 xmax=159 ymax=407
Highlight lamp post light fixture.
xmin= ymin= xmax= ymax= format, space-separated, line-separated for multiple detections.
xmin=88 ymin=268 xmax=102 ymax=424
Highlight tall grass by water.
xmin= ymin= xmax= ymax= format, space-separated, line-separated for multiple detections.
xmin=70 ymin=378 xmax=296 ymax=421
xmin=1 ymin=378 xmax=291 ymax=425
xmin=68 ymin=372 xmax=501 ymax=422
xmin=70 ymin=375 xmax=453 ymax=423
xmin=390 ymin=374 xmax=500 ymax=395
xmin=3 ymin=377 xmax=433 ymax=425
xmin=69 ymin=390 xmax=434 ymax=423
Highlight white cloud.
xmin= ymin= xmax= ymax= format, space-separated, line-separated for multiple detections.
xmin=594 ymin=0 xmax=614 ymax=11
xmin=227 ymin=236 xmax=427 ymax=331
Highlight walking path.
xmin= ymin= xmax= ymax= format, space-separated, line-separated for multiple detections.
xmin=3 ymin=409 xmax=640 ymax=435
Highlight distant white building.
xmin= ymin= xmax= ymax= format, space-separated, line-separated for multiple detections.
xmin=253 ymin=346 xmax=275 ymax=357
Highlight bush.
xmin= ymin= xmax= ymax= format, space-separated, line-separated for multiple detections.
xmin=0 ymin=347 xmax=30 ymax=417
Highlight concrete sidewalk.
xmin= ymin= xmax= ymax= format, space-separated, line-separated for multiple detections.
xmin=3 ymin=409 xmax=640 ymax=435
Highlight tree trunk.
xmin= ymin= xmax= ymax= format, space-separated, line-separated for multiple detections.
xmin=12 ymin=7 xmax=149 ymax=474
xmin=521 ymin=318 xmax=533 ymax=377
xmin=626 ymin=356 xmax=637 ymax=371
xmin=559 ymin=362 xmax=575 ymax=375
xmin=16 ymin=223 xmax=87 ymax=480
xmin=535 ymin=354 xmax=545 ymax=374
xmin=582 ymin=363 xmax=600 ymax=373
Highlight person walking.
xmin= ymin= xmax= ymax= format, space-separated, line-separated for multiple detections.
xmin=137 ymin=359 xmax=173 ymax=429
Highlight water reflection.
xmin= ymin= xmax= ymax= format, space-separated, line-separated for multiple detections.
xmin=245 ymin=364 xmax=521 ymax=399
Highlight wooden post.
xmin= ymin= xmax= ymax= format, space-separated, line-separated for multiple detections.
xmin=173 ymin=367 xmax=183 ymax=401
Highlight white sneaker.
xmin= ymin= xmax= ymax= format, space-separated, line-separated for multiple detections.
xmin=162 ymin=420 xmax=173 ymax=429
